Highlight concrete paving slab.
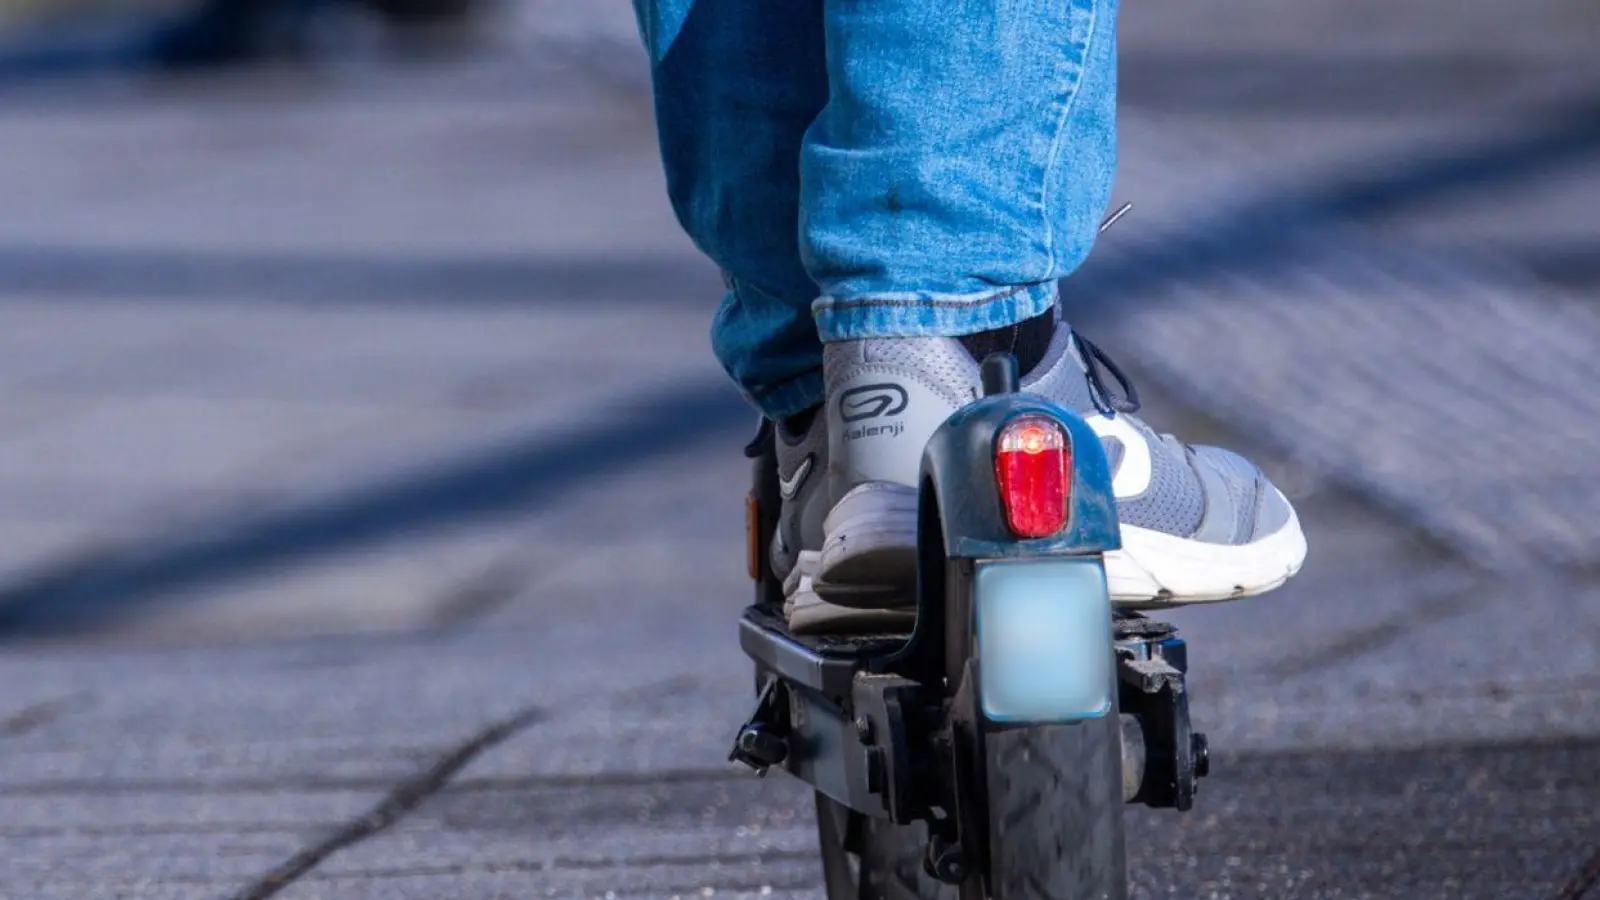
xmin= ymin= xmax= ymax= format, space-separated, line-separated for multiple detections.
xmin=0 ymin=79 xmax=684 ymax=259
xmin=0 ymin=790 xmax=376 ymax=833
xmin=11 ymin=883 xmax=229 ymax=900
xmin=0 ymin=395 xmax=400 ymax=491
xmin=281 ymin=872 xmax=816 ymax=900
xmin=2 ymin=568 xmax=1595 ymax=898
xmin=0 ymin=794 xmax=377 ymax=897
xmin=303 ymin=772 xmax=821 ymax=896
xmin=0 ymin=2 xmax=1594 ymax=897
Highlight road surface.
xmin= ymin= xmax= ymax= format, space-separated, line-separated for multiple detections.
xmin=1 ymin=2 xmax=1598 ymax=897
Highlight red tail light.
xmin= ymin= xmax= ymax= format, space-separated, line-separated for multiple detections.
xmin=995 ymin=416 xmax=1071 ymax=538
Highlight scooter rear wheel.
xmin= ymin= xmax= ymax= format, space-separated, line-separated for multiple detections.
xmin=847 ymin=705 xmax=1127 ymax=899
xmin=982 ymin=715 xmax=1127 ymax=899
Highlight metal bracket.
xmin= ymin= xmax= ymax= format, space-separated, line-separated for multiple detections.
xmin=1118 ymin=654 xmax=1185 ymax=695
xmin=1116 ymin=628 xmax=1208 ymax=811
xmin=852 ymin=674 xmax=936 ymax=824
xmin=729 ymin=676 xmax=791 ymax=775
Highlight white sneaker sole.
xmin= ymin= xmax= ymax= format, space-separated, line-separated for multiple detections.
xmin=813 ymin=482 xmax=919 ymax=608
xmin=784 ymin=550 xmax=915 ymax=635
xmin=1107 ymin=501 xmax=1309 ymax=607
xmin=809 ymin=482 xmax=1308 ymax=608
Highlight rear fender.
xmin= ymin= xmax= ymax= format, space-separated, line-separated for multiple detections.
xmin=919 ymin=394 xmax=1120 ymax=559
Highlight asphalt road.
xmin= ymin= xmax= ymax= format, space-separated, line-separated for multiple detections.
xmin=0 ymin=2 xmax=1597 ymax=898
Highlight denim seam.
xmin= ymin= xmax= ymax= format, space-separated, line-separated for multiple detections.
xmin=821 ymin=284 xmax=1029 ymax=312
xmin=1038 ymin=0 xmax=1099 ymax=279
xmin=812 ymin=282 xmax=1058 ymax=342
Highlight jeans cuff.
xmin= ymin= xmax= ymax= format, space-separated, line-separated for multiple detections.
xmin=749 ymin=365 xmax=825 ymax=420
xmin=811 ymin=281 xmax=1059 ymax=342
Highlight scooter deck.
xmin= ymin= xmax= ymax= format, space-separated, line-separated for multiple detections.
xmin=739 ymin=604 xmax=915 ymax=702
xmin=744 ymin=604 xmax=911 ymax=660
xmin=747 ymin=603 xmax=1169 ymax=657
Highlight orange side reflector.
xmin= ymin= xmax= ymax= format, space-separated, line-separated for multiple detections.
xmin=745 ymin=492 xmax=761 ymax=581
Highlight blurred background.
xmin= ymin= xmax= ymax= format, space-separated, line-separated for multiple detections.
xmin=0 ymin=1 xmax=1596 ymax=897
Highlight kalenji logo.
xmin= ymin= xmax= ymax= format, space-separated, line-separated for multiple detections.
xmin=839 ymin=383 xmax=909 ymax=423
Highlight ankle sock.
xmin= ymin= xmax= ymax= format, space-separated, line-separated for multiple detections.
xmin=957 ymin=307 xmax=1056 ymax=375
xmin=781 ymin=404 xmax=821 ymax=439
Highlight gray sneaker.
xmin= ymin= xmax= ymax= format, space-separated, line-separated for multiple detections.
xmin=814 ymin=318 xmax=1307 ymax=608
xmin=771 ymin=414 xmax=915 ymax=634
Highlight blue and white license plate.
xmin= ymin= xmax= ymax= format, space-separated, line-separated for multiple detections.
xmin=975 ymin=558 xmax=1114 ymax=723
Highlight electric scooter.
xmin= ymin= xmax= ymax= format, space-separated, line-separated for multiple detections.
xmin=731 ymin=346 xmax=1208 ymax=899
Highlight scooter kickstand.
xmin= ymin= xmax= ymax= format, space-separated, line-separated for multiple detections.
xmin=729 ymin=677 xmax=790 ymax=775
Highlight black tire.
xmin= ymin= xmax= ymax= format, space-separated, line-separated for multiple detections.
xmin=983 ymin=714 xmax=1128 ymax=899
xmin=856 ymin=818 xmax=955 ymax=900
xmin=851 ymin=482 xmax=1127 ymax=899
xmin=850 ymin=717 xmax=1127 ymax=900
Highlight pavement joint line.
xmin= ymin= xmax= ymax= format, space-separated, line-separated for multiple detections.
xmin=1557 ymin=847 xmax=1600 ymax=900
xmin=425 ymin=556 xmax=532 ymax=631
xmin=0 ymin=691 xmax=90 ymax=738
xmin=1261 ymin=569 xmax=1496 ymax=681
xmin=228 ymin=706 xmax=544 ymax=900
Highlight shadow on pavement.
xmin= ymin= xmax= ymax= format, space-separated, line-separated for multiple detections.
xmin=1117 ymin=50 xmax=1599 ymax=114
xmin=0 ymin=377 xmax=751 ymax=637
xmin=0 ymin=73 xmax=1592 ymax=638
xmin=0 ymin=249 xmax=722 ymax=307
xmin=1075 ymin=92 xmax=1600 ymax=308
xmin=0 ymin=1 xmax=476 ymax=78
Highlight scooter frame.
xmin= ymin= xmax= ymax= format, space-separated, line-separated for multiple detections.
xmin=730 ymin=355 xmax=1209 ymax=892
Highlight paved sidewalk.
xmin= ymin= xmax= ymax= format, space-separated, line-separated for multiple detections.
xmin=0 ymin=1 xmax=1596 ymax=897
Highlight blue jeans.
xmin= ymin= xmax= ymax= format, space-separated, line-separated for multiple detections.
xmin=632 ymin=0 xmax=1119 ymax=418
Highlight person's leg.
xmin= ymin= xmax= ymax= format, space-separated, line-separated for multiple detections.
xmin=631 ymin=0 xmax=829 ymax=422
xmin=796 ymin=0 xmax=1306 ymax=608
xmin=802 ymin=0 xmax=1117 ymax=345
xmin=630 ymin=0 xmax=1304 ymax=622
xmin=793 ymin=0 xmax=1116 ymax=605
xmin=634 ymin=0 xmax=862 ymax=632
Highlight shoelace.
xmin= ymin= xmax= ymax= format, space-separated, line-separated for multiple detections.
xmin=1076 ymin=333 xmax=1142 ymax=417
